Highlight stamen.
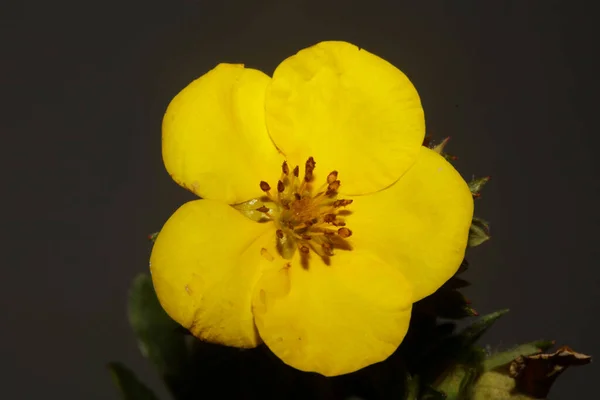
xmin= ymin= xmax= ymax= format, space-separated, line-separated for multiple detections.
xmin=333 ymin=199 xmax=353 ymax=208
xmin=323 ymin=214 xmax=336 ymax=223
xmin=327 ymin=171 xmax=338 ymax=184
xmin=304 ymin=157 xmax=316 ymax=182
xmin=257 ymin=156 xmax=354 ymax=263
xmin=337 ymin=228 xmax=352 ymax=238
xmin=259 ymin=181 xmax=271 ymax=192
xmin=328 ymin=180 xmax=341 ymax=192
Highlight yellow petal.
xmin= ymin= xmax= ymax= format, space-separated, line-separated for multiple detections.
xmin=150 ymin=199 xmax=275 ymax=348
xmin=252 ymin=248 xmax=413 ymax=376
xmin=163 ymin=64 xmax=283 ymax=204
xmin=265 ymin=41 xmax=425 ymax=195
xmin=348 ymin=147 xmax=474 ymax=302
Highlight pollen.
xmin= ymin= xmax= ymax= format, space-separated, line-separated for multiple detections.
xmin=256 ymin=158 xmax=354 ymax=262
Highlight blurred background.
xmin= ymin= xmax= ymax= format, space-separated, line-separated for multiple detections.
xmin=2 ymin=0 xmax=598 ymax=399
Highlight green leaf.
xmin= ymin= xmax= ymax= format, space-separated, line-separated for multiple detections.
xmin=148 ymin=232 xmax=159 ymax=243
xmin=108 ymin=362 xmax=160 ymax=400
xmin=128 ymin=274 xmax=187 ymax=377
xmin=420 ymin=386 xmax=447 ymax=400
xmin=468 ymin=176 xmax=491 ymax=198
xmin=459 ymin=309 xmax=509 ymax=347
xmin=405 ymin=375 xmax=420 ymax=400
xmin=471 ymin=371 xmax=534 ymax=400
xmin=418 ymin=289 xmax=478 ymax=320
xmin=484 ymin=340 xmax=555 ymax=371
xmin=468 ymin=218 xmax=491 ymax=247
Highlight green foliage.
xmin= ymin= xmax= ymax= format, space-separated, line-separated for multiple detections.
xmin=108 ymin=362 xmax=159 ymax=400
xmin=128 ymin=274 xmax=187 ymax=379
xmin=469 ymin=217 xmax=491 ymax=247
xmin=483 ymin=341 xmax=555 ymax=371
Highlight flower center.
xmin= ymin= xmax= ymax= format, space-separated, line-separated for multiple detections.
xmin=258 ymin=157 xmax=354 ymax=263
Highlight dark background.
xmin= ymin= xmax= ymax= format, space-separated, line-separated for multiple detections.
xmin=2 ymin=1 xmax=598 ymax=399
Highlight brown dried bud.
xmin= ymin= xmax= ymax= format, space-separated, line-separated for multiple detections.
xmin=276 ymin=229 xmax=284 ymax=239
xmin=327 ymin=171 xmax=338 ymax=184
xmin=337 ymin=228 xmax=352 ymax=238
xmin=277 ymin=180 xmax=285 ymax=193
xmin=259 ymin=181 xmax=271 ymax=192
xmin=256 ymin=206 xmax=270 ymax=213
xmin=282 ymin=161 xmax=289 ymax=175
xmin=293 ymin=165 xmax=299 ymax=177
xmin=300 ymin=245 xmax=310 ymax=254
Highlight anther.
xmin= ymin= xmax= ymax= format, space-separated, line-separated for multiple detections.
xmin=322 ymin=242 xmax=333 ymax=255
xmin=304 ymin=157 xmax=316 ymax=182
xmin=294 ymin=193 xmax=301 ymax=200
xmin=323 ymin=214 xmax=337 ymax=223
xmin=327 ymin=171 xmax=338 ymax=184
xmin=300 ymin=245 xmax=310 ymax=254
xmin=276 ymin=229 xmax=284 ymax=239
xmin=337 ymin=228 xmax=352 ymax=238
xmin=306 ymin=157 xmax=316 ymax=171
xmin=282 ymin=161 xmax=289 ymax=175
xmin=333 ymin=199 xmax=353 ymax=208
xmin=277 ymin=180 xmax=285 ymax=193
xmin=260 ymin=181 xmax=271 ymax=192
xmin=328 ymin=180 xmax=341 ymax=191
xmin=257 ymin=206 xmax=270 ymax=213
xmin=293 ymin=166 xmax=299 ymax=177
xmin=301 ymin=234 xmax=312 ymax=241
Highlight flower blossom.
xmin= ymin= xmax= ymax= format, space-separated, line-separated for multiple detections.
xmin=150 ymin=41 xmax=474 ymax=376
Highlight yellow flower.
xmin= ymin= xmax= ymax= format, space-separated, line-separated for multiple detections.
xmin=150 ymin=41 xmax=474 ymax=377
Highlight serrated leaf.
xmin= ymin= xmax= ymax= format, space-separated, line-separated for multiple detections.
xmin=432 ymin=137 xmax=451 ymax=154
xmin=128 ymin=274 xmax=187 ymax=377
xmin=468 ymin=218 xmax=491 ymax=247
xmin=108 ymin=362 xmax=160 ymax=400
xmin=460 ymin=310 xmax=509 ymax=347
xmin=468 ymin=176 xmax=491 ymax=197
xmin=484 ymin=340 xmax=555 ymax=371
